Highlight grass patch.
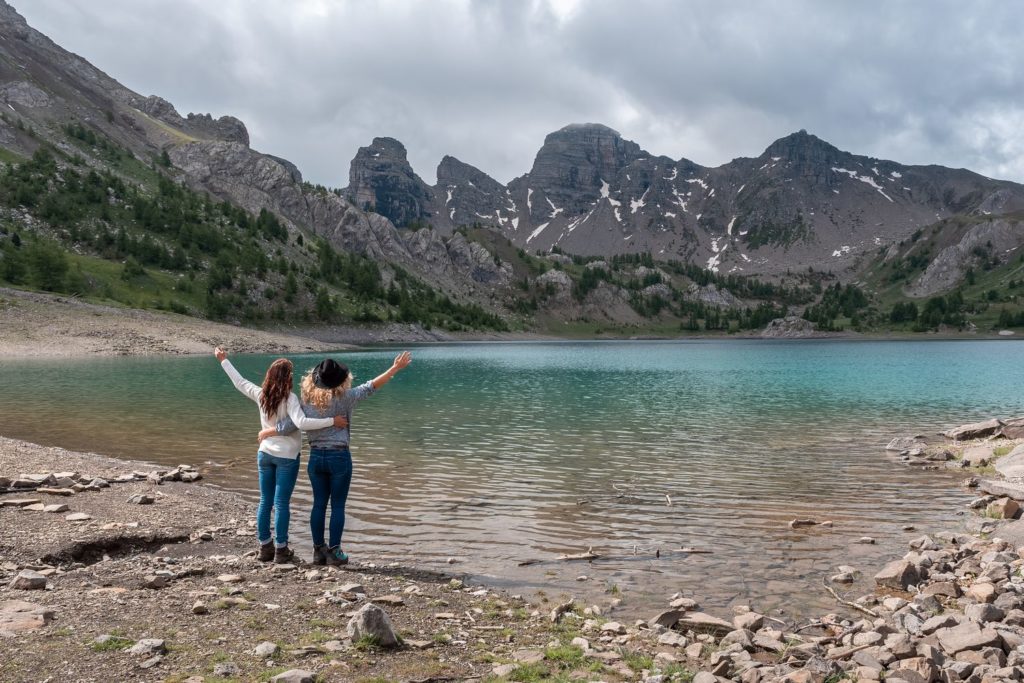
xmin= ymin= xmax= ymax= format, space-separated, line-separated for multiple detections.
xmin=89 ymin=635 xmax=134 ymax=652
xmin=622 ymin=649 xmax=654 ymax=671
xmin=544 ymin=643 xmax=584 ymax=668
xmin=993 ymin=445 xmax=1013 ymax=457
xmin=353 ymin=634 xmax=380 ymax=651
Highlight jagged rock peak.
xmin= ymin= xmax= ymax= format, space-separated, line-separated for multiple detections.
xmin=0 ymin=1 xmax=30 ymax=39
xmin=763 ymin=129 xmax=842 ymax=161
xmin=529 ymin=122 xmax=644 ymax=203
xmin=347 ymin=136 xmax=432 ymax=227
xmin=356 ymin=137 xmax=410 ymax=160
xmin=437 ymin=155 xmax=502 ymax=189
xmin=185 ymin=112 xmax=249 ymax=146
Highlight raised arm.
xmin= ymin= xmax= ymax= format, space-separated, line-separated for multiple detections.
xmin=371 ymin=351 xmax=412 ymax=390
xmin=215 ymin=347 xmax=260 ymax=402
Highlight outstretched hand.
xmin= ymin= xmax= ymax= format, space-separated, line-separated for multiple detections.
xmin=214 ymin=346 xmax=227 ymax=362
xmin=392 ymin=351 xmax=412 ymax=370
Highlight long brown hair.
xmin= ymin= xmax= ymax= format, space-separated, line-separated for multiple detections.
xmin=259 ymin=358 xmax=294 ymax=418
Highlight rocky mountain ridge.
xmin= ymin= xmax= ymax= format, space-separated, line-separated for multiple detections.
xmin=345 ymin=123 xmax=1024 ymax=277
xmin=0 ymin=1 xmax=512 ymax=307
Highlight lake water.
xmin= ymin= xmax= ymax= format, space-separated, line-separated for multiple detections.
xmin=2 ymin=340 xmax=1022 ymax=620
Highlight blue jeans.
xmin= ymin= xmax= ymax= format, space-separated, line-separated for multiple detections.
xmin=307 ymin=448 xmax=353 ymax=548
xmin=257 ymin=451 xmax=300 ymax=548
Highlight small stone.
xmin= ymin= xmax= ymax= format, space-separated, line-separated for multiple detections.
xmin=42 ymin=504 xmax=69 ymax=513
xmin=404 ymin=639 xmax=433 ymax=650
xmin=213 ymin=662 xmax=239 ymax=677
xmin=370 ymin=595 xmax=404 ymax=606
xmin=338 ymin=583 xmax=365 ymax=594
xmin=139 ymin=655 xmax=163 ymax=669
xmin=9 ymin=570 xmax=47 ymax=590
xmin=270 ymin=670 xmax=316 ymax=683
xmin=36 ymin=487 xmax=75 ymax=496
xmin=670 ymin=597 xmax=700 ymax=610
xmin=127 ymin=494 xmax=155 ymax=505
xmin=142 ymin=575 xmax=168 ymax=590
xmin=571 ymin=636 xmax=590 ymax=649
xmin=0 ymin=498 xmax=42 ymax=508
xmin=855 ymin=536 xmax=876 ymax=544
xmin=64 ymin=512 xmax=92 ymax=521
xmin=217 ymin=574 xmax=243 ymax=583
xmin=192 ymin=601 xmax=208 ymax=615
xmin=303 ymin=570 xmax=320 ymax=581
xmin=128 ymin=638 xmax=167 ymax=656
xmin=600 ymin=621 xmax=626 ymax=634
xmin=512 ymin=648 xmax=545 ymax=663
xmin=986 ymin=497 xmax=1020 ymax=519
xmin=492 ymin=664 xmax=517 ymax=677
xmin=966 ymin=582 xmax=997 ymax=604
xmin=433 ymin=612 xmax=457 ymax=620
xmin=253 ymin=641 xmax=279 ymax=657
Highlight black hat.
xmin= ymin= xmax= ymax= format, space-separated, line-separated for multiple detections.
xmin=312 ymin=359 xmax=349 ymax=389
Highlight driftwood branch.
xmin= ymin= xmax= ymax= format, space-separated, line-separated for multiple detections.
xmin=821 ymin=577 xmax=879 ymax=618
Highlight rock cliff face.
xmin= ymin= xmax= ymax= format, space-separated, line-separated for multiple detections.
xmin=345 ymin=123 xmax=1024 ymax=277
xmin=905 ymin=218 xmax=1024 ymax=298
xmin=345 ymin=137 xmax=433 ymax=227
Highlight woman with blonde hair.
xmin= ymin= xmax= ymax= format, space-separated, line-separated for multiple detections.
xmin=215 ymin=347 xmax=348 ymax=563
xmin=260 ymin=351 xmax=411 ymax=565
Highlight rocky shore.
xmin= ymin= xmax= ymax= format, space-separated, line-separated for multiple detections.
xmin=3 ymin=419 xmax=1024 ymax=682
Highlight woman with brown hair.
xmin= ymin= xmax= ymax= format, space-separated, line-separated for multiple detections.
xmin=215 ymin=347 xmax=347 ymax=563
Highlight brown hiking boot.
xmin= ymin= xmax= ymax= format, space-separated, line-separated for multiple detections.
xmin=258 ymin=541 xmax=274 ymax=562
xmin=274 ymin=545 xmax=295 ymax=564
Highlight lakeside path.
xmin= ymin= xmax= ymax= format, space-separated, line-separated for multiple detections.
xmin=0 ymin=287 xmax=340 ymax=358
xmin=3 ymin=426 xmax=1024 ymax=682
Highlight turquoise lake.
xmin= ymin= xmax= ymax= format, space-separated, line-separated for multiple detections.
xmin=2 ymin=339 xmax=1022 ymax=619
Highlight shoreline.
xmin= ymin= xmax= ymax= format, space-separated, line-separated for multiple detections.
xmin=3 ymin=420 xmax=1024 ymax=681
xmin=2 ymin=287 xmax=1019 ymax=360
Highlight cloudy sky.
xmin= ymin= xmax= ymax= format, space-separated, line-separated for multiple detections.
xmin=16 ymin=0 xmax=1024 ymax=186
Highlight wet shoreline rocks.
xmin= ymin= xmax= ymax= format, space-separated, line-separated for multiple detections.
xmin=3 ymin=419 xmax=1024 ymax=681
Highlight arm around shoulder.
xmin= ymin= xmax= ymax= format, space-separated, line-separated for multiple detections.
xmin=285 ymin=393 xmax=334 ymax=431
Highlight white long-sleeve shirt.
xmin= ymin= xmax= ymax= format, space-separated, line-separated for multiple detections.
xmin=220 ymin=359 xmax=334 ymax=459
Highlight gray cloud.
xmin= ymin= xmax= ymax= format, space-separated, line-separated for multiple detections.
xmin=15 ymin=0 xmax=1024 ymax=185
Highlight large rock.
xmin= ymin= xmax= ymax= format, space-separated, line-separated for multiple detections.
xmin=874 ymin=559 xmax=919 ymax=590
xmin=345 ymin=603 xmax=399 ymax=648
xmin=944 ymin=419 xmax=1003 ymax=441
xmin=978 ymin=479 xmax=1024 ymax=502
xmin=962 ymin=445 xmax=995 ymax=467
xmin=994 ymin=444 xmax=1024 ymax=478
xmin=761 ymin=316 xmax=816 ymax=338
xmin=0 ymin=600 xmax=54 ymax=633
xmin=9 ymin=570 xmax=47 ymax=590
xmin=934 ymin=622 xmax=1002 ymax=655
xmin=676 ymin=612 xmax=735 ymax=637
xmin=999 ymin=416 xmax=1024 ymax=439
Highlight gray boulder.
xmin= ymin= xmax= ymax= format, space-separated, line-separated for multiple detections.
xmin=346 ymin=603 xmax=399 ymax=648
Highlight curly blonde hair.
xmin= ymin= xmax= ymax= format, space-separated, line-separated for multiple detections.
xmin=300 ymin=369 xmax=351 ymax=412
